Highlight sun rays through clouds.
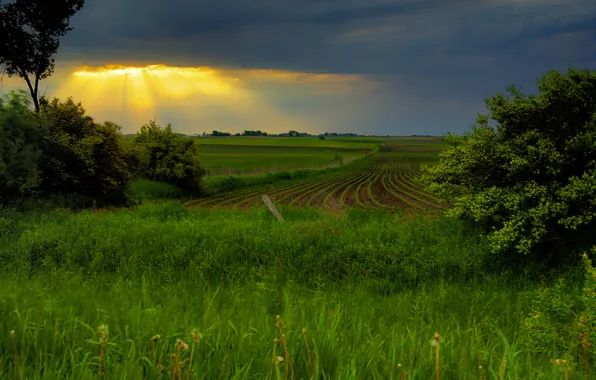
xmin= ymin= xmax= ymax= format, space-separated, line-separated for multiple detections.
xmin=52 ymin=64 xmax=379 ymax=133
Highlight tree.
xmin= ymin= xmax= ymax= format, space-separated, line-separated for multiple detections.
xmin=0 ymin=91 xmax=42 ymax=201
xmin=37 ymin=97 xmax=134 ymax=204
xmin=133 ymin=120 xmax=206 ymax=193
xmin=0 ymin=0 xmax=85 ymax=112
xmin=421 ymin=68 xmax=596 ymax=257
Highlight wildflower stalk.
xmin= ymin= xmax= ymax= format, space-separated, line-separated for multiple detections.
xmin=98 ymin=325 xmax=108 ymax=376
xmin=269 ymin=338 xmax=279 ymax=380
xmin=276 ymin=316 xmax=295 ymax=380
xmin=10 ymin=330 xmax=18 ymax=380
xmin=171 ymin=354 xmax=177 ymax=380
xmin=187 ymin=330 xmax=200 ymax=380
xmin=397 ymin=363 xmax=407 ymax=380
xmin=302 ymin=329 xmax=314 ymax=378
xmin=552 ymin=359 xmax=569 ymax=380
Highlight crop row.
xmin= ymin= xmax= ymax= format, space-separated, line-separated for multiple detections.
xmin=189 ymin=156 xmax=444 ymax=210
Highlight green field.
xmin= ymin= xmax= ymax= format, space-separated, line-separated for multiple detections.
xmin=194 ymin=136 xmax=446 ymax=174
xmin=197 ymin=144 xmax=370 ymax=175
xmin=1 ymin=138 xmax=592 ymax=379
xmin=0 ymin=204 xmax=589 ymax=379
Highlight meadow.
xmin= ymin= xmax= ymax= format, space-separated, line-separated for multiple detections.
xmin=0 ymin=137 xmax=593 ymax=379
xmin=0 ymin=204 xmax=589 ymax=379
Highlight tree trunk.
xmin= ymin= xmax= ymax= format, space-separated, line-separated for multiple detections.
xmin=21 ymin=71 xmax=39 ymax=112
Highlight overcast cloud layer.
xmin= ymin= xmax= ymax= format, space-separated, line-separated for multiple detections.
xmin=2 ymin=0 xmax=595 ymax=134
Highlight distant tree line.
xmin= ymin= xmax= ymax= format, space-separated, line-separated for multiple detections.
xmin=211 ymin=130 xmax=232 ymax=136
xmin=203 ymin=130 xmax=324 ymax=137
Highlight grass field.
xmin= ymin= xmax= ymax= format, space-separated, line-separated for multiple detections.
xmin=0 ymin=204 xmax=589 ymax=379
xmin=1 ymin=137 xmax=593 ymax=379
xmin=194 ymin=136 xmax=445 ymax=175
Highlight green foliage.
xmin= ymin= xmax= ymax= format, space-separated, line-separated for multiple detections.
xmin=319 ymin=135 xmax=326 ymax=140
xmin=133 ymin=120 xmax=206 ymax=193
xmin=37 ymin=97 xmax=133 ymax=204
xmin=0 ymin=0 xmax=85 ymax=111
xmin=0 ymin=89 xmax=33 ymax=114
xmin=523 ymin=248 xmax=596 ymax=364
xmin=128 ymin=180 xmax=183 ymax=202
xmin=0 ymin=108 xmax=43 ymax=201
xmin=421 ymin=68 xmax=596 ymax=256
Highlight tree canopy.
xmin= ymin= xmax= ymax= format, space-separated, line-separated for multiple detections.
xmin=0 ymin=0 xmax=84 ymax=111
xmin=133 ymin=121 xmax=206 ymax=193
xmin=421 ymin=68 xmax=596 ymax=258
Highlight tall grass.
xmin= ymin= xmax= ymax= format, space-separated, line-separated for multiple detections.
xmin=0 ymin=203 xmax=591 ymax=378
xmin=0 ymin=203 xmax=489 ymax=286
xmin=129 ymin=180 xmax=184 ymax=200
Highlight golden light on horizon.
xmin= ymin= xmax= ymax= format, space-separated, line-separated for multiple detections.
xmin=51 ymin=64 xmax=376 ymax=133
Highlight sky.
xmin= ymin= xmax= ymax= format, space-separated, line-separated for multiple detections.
xmin=1 ymin=0 xmax=595 ymax=135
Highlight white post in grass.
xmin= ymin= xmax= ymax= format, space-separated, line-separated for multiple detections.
xmin=262 ymin=195 xmax=284 ymax=221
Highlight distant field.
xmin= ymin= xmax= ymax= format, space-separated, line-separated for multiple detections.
xmin=195 ymin=136 xmax=380 ymax=149
xmin=198 ymin=144 xmax=370 ymax=174
xmin=189 ymin=148 xmax=445 ymax=210
xmin=124 ymin=134 xmax=446 ymax=174
xmin=194 ymin=136 xmax=446 ymax=174
xmin=194 ymin=137 xmax=377 ymax=174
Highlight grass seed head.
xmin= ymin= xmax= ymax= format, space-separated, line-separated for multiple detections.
xmin=431 ymin=333 xmax=440 ymax=346
xmin=10 ymin=330 xmax=15 ymax=338
xmin=192 ymin=329 xmax=200 ymax=343
xmin=177 ymin=339 xmax=189 ymax=350
xmin=150 ymin=334 xmax=161 ymax=342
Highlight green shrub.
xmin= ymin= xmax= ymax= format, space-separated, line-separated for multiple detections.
xmin=523 ymin=248 xmax=596 ymax=366
xmin=37 ymin=97 xmax=134 ymax=205
xmin=133 ymin=120 xmax=206 ymax=193
xmin=421 ymin=68 xmax=596 ymax=257
xmin=0 ymin=110 xmax=43 ymax=201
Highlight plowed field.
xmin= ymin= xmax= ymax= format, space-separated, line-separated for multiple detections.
xmin=188 ymin=154 xmax=444 ymax=210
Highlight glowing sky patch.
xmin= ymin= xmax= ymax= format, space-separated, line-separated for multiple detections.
xmin=45 ymin=64 xmax=381 ymax=133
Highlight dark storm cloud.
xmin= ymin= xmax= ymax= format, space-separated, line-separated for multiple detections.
xmin=46 ymin=0 xmax=596 ymax=134
xmin=60 ymin=0 xmax=594 ymax=72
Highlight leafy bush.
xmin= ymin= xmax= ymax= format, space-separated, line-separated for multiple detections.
xmin=422 ymin=68 xmax=596 ymax=256
xmin=37 ymin=97 xmax=134 ymax=205
xmin=523 ymin=249 xmax=596 ymax=366
xmin=132 ymin=120 xmax=206 ymax=193
xmin=0 ymin=105 xmax=43 ymax=201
